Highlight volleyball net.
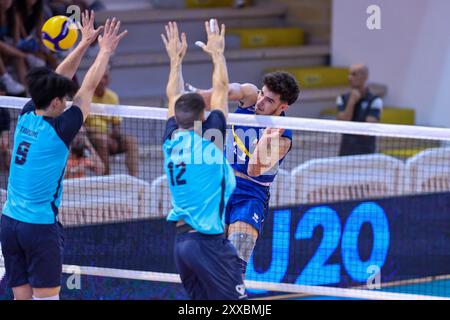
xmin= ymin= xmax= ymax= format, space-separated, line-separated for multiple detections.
xmin=1 ymin=96 xmax=450 ymax=300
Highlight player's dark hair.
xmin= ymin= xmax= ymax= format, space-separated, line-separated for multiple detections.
xmin=26 ymin=67 xmax=77 ymax=110
xmin=263 ymin=71 xmax=300 ymax=105
xmin=174 ymin=93 xmax=206 ymax=129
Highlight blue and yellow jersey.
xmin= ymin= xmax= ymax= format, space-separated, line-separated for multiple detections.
xmin=2 ymin=100 xmax=83 ymax=224
xmin=225 ymin=105 xmax=292 ymax=186
xmin=162 ymin=110 xmax=236 ymax=235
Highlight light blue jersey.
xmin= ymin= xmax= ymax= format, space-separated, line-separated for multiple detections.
xmin=2 ymin=100 xmax=83 ymax=224
xmin=162 ymin=110 xmax=235 ymax=235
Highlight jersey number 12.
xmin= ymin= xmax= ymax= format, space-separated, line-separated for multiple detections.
xmin=168 ymin=161 xmax=187 ymax=186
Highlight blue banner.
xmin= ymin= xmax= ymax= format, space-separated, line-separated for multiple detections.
xmin=248 ymin=192 xmax=450 ymax=288
xmin=1 ymin=192 xmax=450 ymax=299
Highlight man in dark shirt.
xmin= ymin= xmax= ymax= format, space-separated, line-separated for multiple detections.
xmin=336 ymin=64 xmax=383 ymax=156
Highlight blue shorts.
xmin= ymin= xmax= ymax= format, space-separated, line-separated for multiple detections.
xmin=174 ymin=231 xmax=247 ymax=300
xmin=0 ymin=214 xmax=64 ymax=288
xmin=225 ymin=178 xmax=270 ymax=233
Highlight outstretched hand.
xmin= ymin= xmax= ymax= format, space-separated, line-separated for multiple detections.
xmin=78 ymin=10 xmax=104 ymax=46
xmin=195 ymin=19 xmax=225 ymax=56
xmin=161 ymin=21 xmax=187 ymax=64
xmin=97 ymin=17 xmax=128 ymax=55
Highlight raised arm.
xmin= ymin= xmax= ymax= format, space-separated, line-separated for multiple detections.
xmin=247 ymin=128 xmax=291 ymax=177
xmin=196 ymin=20 xmax=229 ymax=119
xmin=161 ymin=22 xmax=187 ymax=119
xmin=55 ymin=10 xmax=104 ymax=79
xmin=188 ymin=82 xmax=258 ymax=110
xmin=72 ymin=18 xmax=127 ymax=121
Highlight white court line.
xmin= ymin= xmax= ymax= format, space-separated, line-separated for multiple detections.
xmin=62 ymin=264 xmax=450 ymax=300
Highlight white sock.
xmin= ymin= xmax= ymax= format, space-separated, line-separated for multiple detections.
xmin=32 ymin=295 xmax=60 ymax=300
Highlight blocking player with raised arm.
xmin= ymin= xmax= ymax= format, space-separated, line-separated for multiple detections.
xmin=161 ymin=20 xmax=246 ymax=300
xmin=0 ymin=11 xmax=127 ymax=300
xmin=192 ymin=72 xmax=300 ymax=277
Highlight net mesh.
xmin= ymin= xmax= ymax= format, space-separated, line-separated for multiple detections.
xmin=1 ymin=96 xmax=450 ymax=300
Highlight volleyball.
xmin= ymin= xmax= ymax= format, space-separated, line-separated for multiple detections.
xmin=41 ymin=16 xmax=78 ymax=52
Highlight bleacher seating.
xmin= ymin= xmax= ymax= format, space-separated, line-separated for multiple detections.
xmin=81 ymin=1 xmax=334 ymax=118
xmin=268 ymin=169 xmax=295 ymax=207
xmin=291 ymin=154 xmax=405 ymax=204
xmin=149 ymin=175 xmax=172 ymax=218
xmin=266 ymin=66 xmax=349 ymax=88
xmin=405 ymin=147 xmax=450 ymax=194
xmin=227 ymin=27 xmax=305 ymax=48
xmin=59 ymin=174 xmax=151 ymax=226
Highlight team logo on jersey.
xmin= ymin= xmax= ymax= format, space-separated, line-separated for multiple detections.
xmin=235 ymin=284 xmax=247 ymax=299
xmin=237 ymin=150 xmax=247 ymax=162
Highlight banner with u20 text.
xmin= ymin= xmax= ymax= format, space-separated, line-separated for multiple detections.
xmin=1 ymin=192 xmax=450 ymax=299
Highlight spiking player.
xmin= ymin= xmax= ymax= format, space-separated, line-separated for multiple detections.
xmin=193 ymin=72 xmax=300 ymax=277
xmin=0 ymin=11 xmax=127 ymax=300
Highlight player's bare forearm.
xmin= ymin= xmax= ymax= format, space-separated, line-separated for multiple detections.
xmin=74 ymin=50 xmax=112 ymax=120
xmin=210 ymin=53 xmax=229 ymax=118
xmin=73 ymin=18 xmax=127 ymax=121
xmin=161 ymin=22 xmax=187 ymax=118
xmin=191 ymin=82 xmax=257 ymax=110
xmin=166 ymin=60 xmax=184 ymax=118
xmin=56 ymin=10 xmax=104 ymax=80
xmin=337 ymin=100 xmax=357 ymax=121
xmin=55 ymin=40 xmax=90 ymax=79
xmin=248 ymin=133 xmax=290 ymax=177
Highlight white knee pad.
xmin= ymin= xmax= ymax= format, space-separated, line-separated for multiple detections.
xmin=228 ymin=232 xmax=256 ymax=262
xmin=32 ymin=295 xmax=60 ymax=300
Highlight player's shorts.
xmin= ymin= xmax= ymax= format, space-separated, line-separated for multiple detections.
xmin=174 ymin=228 xmax=247 ymax=300
xmin=0 ymin=214 xmax=64 ymax=288
xmin=225 ymin=177 xmax=270 ymax=233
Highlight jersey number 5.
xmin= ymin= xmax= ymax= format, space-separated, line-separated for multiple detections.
xmin=168 ymin=161 xmax=187 ymax=186
xmin=15 ymin=141 xmax=31 ymax=165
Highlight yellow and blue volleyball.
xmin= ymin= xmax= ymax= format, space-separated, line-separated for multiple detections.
xmin=41 ymin=16 xmax=78 ymax=52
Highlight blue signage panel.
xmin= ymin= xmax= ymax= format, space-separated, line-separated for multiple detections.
xmin=248 ymin=193 xmax=450 ymax=288
xmin=1 ymin=192 xmax=450 ymax=299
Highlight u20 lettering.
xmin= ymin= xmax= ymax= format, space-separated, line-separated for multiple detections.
xmin=246 ymin=202 xmax=390 ymax=290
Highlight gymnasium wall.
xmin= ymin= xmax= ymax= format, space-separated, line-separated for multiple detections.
xmin=332 ymin=0 xmax=450 ymax=127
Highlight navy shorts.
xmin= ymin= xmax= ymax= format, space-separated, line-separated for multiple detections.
xmin=174 ymin=231 xmax=247 ymax=300
xmin=225 ymin=193 xmax=269 ymax=234
xmin=0 ymin=214 xmax=64 ymax=288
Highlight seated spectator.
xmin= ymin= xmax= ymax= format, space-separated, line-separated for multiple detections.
xmin=0 ymin=55 xmax=25 ymax=95
xmin=66 ymin=127 xmax=104 ymax=179
xmin=336 ymin=64 xmax=383 ymax=156
xmin=14 ymin=0 xmax=58 ymax=70
xmin=86 ymin=66 xmax=139 ymax=177
xmin=0 ymin=82 xmax=11 ymax=173
xmin=0 ymin=0 xmax=44 ymax=94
